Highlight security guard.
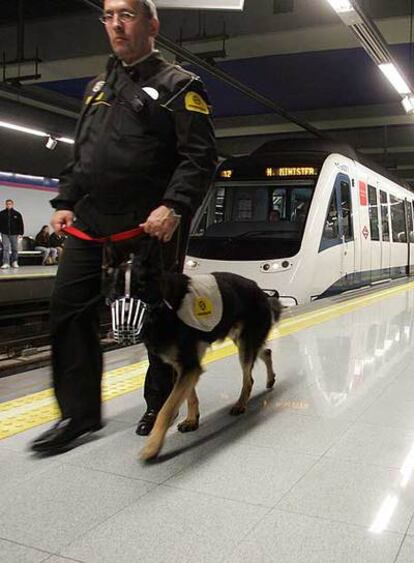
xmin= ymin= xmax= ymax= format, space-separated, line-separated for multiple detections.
xmin=31 ymin=0 xmax=217 ymax=454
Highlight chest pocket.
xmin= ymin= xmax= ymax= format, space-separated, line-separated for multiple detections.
xmin=115 ymin=87 xmax=172 ymax=141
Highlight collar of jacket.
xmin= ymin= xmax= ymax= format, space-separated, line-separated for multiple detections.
xmin=108 ymin=51 xmax=167 ymax=82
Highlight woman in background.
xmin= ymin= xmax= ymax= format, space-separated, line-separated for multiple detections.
xmin=35 ymin=225 xmax=58 ymax=265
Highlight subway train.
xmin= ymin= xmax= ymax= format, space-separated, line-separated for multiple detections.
xmin=184 ymin=139 xmax=414 ymax=306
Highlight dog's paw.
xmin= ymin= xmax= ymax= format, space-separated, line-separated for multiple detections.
xmin=266 ymin=375 xmax=276 ymax=389
xmin=177 ymin=418 xmax=199 ymax=433
xmin=140 ymin=440 xmax=161 ymax=461
xmin=229 ymin=404 xmax=246 ymax=416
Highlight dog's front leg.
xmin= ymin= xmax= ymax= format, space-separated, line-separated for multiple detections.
xmin=177 ymin=387 xmax=200 ymax=433
xmin=140 ymin=368 xmax=202 ymax=461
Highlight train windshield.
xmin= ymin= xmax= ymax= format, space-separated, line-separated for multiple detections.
xmin=188 ymin=180 xmax=315 ymax=261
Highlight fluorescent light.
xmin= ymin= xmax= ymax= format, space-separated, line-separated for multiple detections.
xmin=0 ymin=120 xmax=75 ymax=145
xmin=0 ymin=120 xmax=48 ymax=138
xmin=326 ymin=0 xmax=354 ymax=13
xmin=56 ymin=137 xmax=75 ymax=145
xmin=402 ymin=95 xmax=414 ymax=114
xmin=379 ymin=63 xmax=411 ymax=95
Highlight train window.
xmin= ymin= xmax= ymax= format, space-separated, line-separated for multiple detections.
xmin=340 ymin=180 xmax=353 ymax=241
xmin=390 ymin=195 xmax=407 ymax=243
xmin=271 ymin=188 xmax=287 ymax=218
xmin=321 ymin=191 xmax=339 ymax=243
xmin=368 ymin=185 xmax=380 ymax=241
xmin=379 ymin=190 xmax=390 ymax=242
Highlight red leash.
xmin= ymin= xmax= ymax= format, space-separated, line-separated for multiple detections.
xmin=63 ymin=224 xmax=145 ymax=243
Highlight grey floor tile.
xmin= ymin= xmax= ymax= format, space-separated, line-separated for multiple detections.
xmin=44 ymin=557 xmax=83 ymax=563
xmin=0 ymin=538 xmax=50 ymax=563
xmin=326 ymin=422 xmax=414 ymax=468
xmin=62 ymin=485 xmax=268 ymax=563
xmin=396 ymin=535 xmax=414 ymax=562
xmin=358 ymin=395 xmax=414 ymax=430
xmin=278 ymin=457 xmax=414 ymax=533
xmin=234 ymin=411 xmax=351 ymax=456
xmin=226 ymin=510 xmax=403 ymax=563
xmin=0 ymin=447 xmax=60 ymax=496
xmin=166 ymin=441 xmax=318 ymax=507
xmin=0 ymin=464 xmax=154 ymax=553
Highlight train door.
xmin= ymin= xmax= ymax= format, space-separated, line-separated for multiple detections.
xmin=337 ymin=174 xmax=355 ymax=278
xmin=367 ymin=185 xmax=381 ymax=281
xmin=379 ymin=189 xmax=391 ymax=278
xmin=405 ymin=199 xmax=414 ymax=275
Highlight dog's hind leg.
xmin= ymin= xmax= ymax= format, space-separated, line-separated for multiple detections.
xmin=229 ymin=341 xmax=255 ymax=416
xmin=177 ymin=387 xmax=200 ymax=433
xmin=260 ymin=348 xmax=276 ymax=389
xmin=140 ymin=367 xmax=202 ymax=460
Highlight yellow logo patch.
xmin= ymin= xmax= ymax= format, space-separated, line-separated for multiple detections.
xmin=185 ymin=91 xmax=210 ymax=115
xmin=194 ymin=297 xmax=213 ymax=317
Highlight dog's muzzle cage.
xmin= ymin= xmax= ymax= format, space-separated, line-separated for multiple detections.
xmin=109 ymin=256 xmax=148 ymax=345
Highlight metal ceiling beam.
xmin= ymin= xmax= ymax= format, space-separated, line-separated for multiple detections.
xmin=0 ymin=81 xmax=80 ymax=119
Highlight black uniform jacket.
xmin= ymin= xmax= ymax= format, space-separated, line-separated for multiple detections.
xmin=0 ymin=209 xmax=24 ymax=236
xmin=51 ymin=51 xmax=217 ymax=237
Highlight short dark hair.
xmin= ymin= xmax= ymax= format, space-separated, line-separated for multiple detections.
xmin=5 ymin=199 xmax=13 ymax=204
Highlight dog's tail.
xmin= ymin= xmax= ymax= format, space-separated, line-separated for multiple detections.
xmin=269 ymin=297 xmax=282 ymax=323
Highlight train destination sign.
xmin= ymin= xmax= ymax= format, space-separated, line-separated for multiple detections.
xmin=155 ymin=0 xmax=245 ymax=9
xmin=265 ymin=167 xmax=319 ymax=177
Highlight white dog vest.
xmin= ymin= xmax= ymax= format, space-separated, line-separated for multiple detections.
xmin=176 ymin=274 xmax=223 ymax=331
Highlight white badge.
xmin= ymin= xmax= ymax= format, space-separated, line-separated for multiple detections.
xmin=142 ymin=87 xmax=160 ymax=100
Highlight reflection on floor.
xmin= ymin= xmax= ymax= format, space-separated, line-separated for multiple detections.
xmin=2 ymin=286 xmax=414 ymax=561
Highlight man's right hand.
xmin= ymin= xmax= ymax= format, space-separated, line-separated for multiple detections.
xmin=51 ymin=210 xmax=74 ymax=234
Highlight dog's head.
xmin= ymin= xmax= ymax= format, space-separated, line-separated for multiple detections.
xmin=102 ymin=237 xmax=164 ymax=305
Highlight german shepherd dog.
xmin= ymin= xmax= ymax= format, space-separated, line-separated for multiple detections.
xmin=103 ymin=239 xmax=281 ymax=460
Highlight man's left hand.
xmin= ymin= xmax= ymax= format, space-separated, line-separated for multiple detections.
xmin=140 ymin=205 xmax=181 ymax=243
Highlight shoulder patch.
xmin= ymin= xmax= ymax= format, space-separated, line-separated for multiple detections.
xmin=185 ymin=91 xmax=210 ymax=115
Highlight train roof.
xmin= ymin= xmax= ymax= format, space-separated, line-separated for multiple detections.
xmin=221 ymin=138 xmax=412 ymax=191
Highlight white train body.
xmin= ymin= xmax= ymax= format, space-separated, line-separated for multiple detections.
xmin=185 ymin=141 xmax=413 ymax=306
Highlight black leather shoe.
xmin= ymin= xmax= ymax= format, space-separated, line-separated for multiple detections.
xmin=135 ymin=409 xmax=180 ymax=436
xmin=136 ymin=409 xmax=158 ymax=436
xmin=30 ymin=418 xmax=103 ymax=455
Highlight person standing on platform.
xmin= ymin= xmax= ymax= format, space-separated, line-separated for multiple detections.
xmin=0 ymin=199 xmax=24 ymax=269
xmin=31 ymin=0 xmax=217 ymax=454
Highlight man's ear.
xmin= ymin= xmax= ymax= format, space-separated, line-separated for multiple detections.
xmin=148 ymin=17 xmax=160 ymax=38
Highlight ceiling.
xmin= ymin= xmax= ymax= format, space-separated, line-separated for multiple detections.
xmin=0 ymin=0 xmax=414 ymax=184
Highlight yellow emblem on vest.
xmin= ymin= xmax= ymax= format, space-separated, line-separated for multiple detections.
xmin=185 ymin=91 xmax=210 ymax=115
xmin=194 ymin=297 xmax=213 ymax=317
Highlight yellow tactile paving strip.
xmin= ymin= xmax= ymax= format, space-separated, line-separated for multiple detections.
xmin=1 ymin=279 xmax=414 ymax=440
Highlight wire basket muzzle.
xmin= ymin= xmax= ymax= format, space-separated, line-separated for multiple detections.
xmin=111 ymin=297 xmax=147 ymax=345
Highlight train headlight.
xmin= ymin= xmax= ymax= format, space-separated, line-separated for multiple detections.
xmin=260 ymin=261 xmax=291 ymax=273
xmin=185 ymin=259 xmax=199 ymax=269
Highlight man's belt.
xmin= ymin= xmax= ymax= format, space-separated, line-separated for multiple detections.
xmin=64 ymin=225 xmax=145 ymax=243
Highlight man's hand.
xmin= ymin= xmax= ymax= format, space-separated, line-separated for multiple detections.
xmin=51 ymin=210 xmax=74 ymax=234
xmin=140 ymin=205 xmax=181 ymax=243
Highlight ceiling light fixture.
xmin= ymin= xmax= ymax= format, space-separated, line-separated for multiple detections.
xmin=402 ymin=95 xmax=414 ymax=114
xmin=326 ymin=0 xmax=414 ymax=115
xmin=326 ymin=0 xmax=354 ymax=13
xmin=0 ymin=120 xmax=74 ymax=145
xmin=379 ymin=63 xmax=412 ymax=96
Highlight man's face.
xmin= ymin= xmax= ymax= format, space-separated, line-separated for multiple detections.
xmin=5 ymin=201 xmax=13 ymax=209
xmin=103 ymin=0 xmax=158 ymax=64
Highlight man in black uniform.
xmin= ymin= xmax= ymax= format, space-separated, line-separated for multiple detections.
xmin=31 ymin=0 xmax=216 ymax=454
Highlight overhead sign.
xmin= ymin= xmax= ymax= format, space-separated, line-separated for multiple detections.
xmin=155 ymin=0 xmax=245 ymax=10
xmin=265 ymin=167 xmax=319 ymax=178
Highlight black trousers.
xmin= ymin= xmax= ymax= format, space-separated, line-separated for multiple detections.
xmin=50 ymin=230 xmax=187 ymax=425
